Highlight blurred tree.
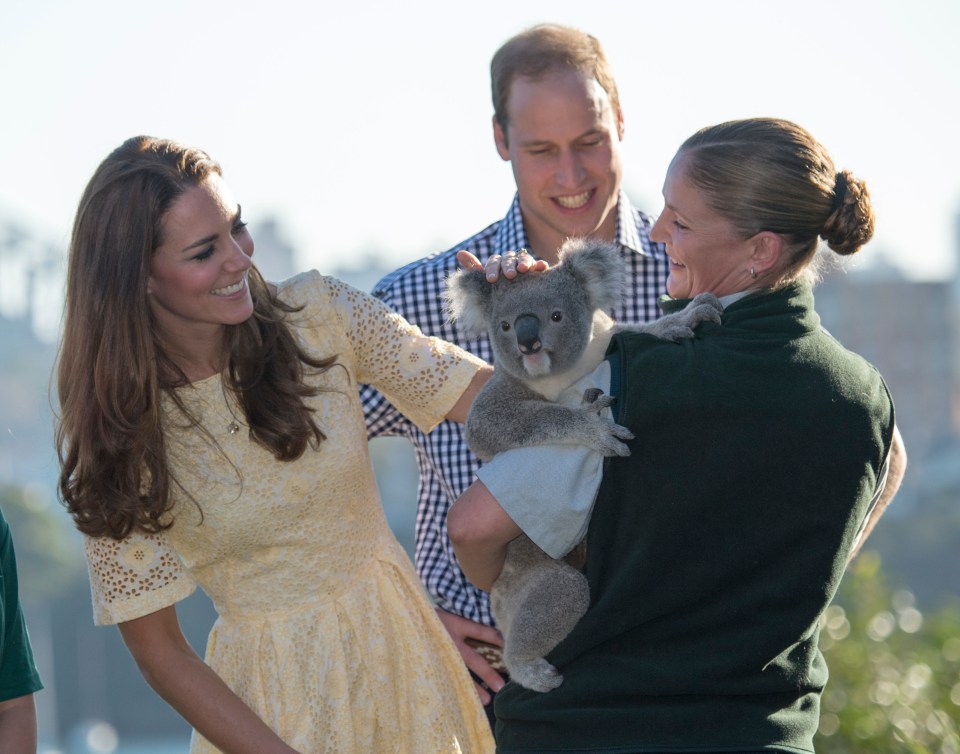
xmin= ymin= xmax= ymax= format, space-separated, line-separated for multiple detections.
xmin=0 ymin=483 xmax=84 ymax=601
xmin=817 ymin=551 xmax=960 ymax=753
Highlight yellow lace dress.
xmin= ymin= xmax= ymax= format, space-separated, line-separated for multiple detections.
xmin=82 ymin=271 xmax=494 ymax=753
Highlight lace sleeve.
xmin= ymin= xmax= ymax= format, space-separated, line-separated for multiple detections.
xmin=275 ymin=271 xmax=485 ymax=432
xmin=84 ymin=529 xmax=197 ymax=626
xmin=297 ymin=275 xmax=481 ymax=434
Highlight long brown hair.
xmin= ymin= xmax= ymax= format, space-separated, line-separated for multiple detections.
xmin=56 ymin=136 xmax=334 ymax=540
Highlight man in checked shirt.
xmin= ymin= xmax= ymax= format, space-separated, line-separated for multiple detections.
xmin=360 ymin=22 xmax=669 ymax=724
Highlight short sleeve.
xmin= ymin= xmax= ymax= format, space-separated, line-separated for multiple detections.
xmin=84 ymin=529 xmax=197 ymax=626
xmin=282 ymin=272 xmax=486 ymax=435
xmin=0 ymin=515 xmax=43 ymax=701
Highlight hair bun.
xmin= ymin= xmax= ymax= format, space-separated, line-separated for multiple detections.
xmin=821 ymin=170 xmax=875 ymax=256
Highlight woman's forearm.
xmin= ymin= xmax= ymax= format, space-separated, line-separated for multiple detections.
xmin=119 ymin=607 xmax=300 ymax=754
xmin=445 ymin=364 xmax=493 ymax=424
xmin=449 ymin=480 xmax=522 ymax=591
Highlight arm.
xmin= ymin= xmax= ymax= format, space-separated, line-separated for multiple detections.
xmin=118 ymin=606 xmax=301 ymax=754
xmin=0 ymin=694 xmax=37 ymax=754
xmin=444 ymin=365 xmax=492 ymax=424
xmin=448 ymin=480 xmax=523 ymax=592
xmin=849 ymin=423 xmax=907 ymax=561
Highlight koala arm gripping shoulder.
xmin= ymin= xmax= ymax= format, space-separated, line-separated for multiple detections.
xmin=618 ymin=292 xmax=723 ymax=341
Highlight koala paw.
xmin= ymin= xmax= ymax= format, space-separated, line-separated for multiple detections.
xmin=581 ymin=388 xmax=615 ymax=411
xmin=508 ymin=657 xmax=565 ymax=693
xmin=687 ymin=292 xmax=724 ymax=325
xmin=634 ymin=291 xmax=723 ymax=343
xmin=593 ymin=418 xmax=634 ymax=456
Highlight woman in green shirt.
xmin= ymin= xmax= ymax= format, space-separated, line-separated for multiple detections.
xmin=450 ymin=117 xmax=906 ymax=754
xmin=0 ymin=507 xmax=43 ymax=754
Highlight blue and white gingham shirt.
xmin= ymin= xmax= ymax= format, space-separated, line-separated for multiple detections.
xmin=360 ymin=191 xmax=669 ymax=626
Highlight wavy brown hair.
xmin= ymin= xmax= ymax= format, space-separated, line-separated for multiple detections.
xmin=56 ymin=136 xmax=335 ymax=540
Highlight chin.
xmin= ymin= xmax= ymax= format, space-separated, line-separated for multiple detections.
xmin=665 ymin=281 xmax=689 ymax=300
xmin=226 ymin=302 xmax=255 ymax=325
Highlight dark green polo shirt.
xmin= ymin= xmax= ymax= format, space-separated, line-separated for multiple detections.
xmin=495 ymin=283 xmax=894 ymax=753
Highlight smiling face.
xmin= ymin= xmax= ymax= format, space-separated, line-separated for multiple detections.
xmin=650 ymin=153 xmax=758 ymax=299
xmin=494 ymin=68 xmax=624 ymax=263
xmin=147 ymin=174 xmax=255 ymax=356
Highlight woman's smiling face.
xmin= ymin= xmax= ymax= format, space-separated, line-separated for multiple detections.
xmin=650 ymin=153 xmax=757 ymax=300
xmin=146 ymin=174 xmax=255 ymax=348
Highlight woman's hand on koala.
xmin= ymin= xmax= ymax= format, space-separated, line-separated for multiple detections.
xmin=456 ymin=248 xmax=549 ymax=281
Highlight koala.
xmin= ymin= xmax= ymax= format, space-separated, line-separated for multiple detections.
xmin=444 ymin=237 xmax=722 ymax=693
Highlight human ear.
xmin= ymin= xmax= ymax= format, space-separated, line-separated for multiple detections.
xmin=493 ymin=117 xmax=510 ymax=161
xmin=749 ymin=231 xmax=784 ymax=276
xmin=615 ymin=106 xmax=625 ymax=141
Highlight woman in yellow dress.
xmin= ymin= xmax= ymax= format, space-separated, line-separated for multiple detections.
xmin=56 ymin=136 xmax=495 ymax=753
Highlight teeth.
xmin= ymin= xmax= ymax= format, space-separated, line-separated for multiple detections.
xmin=213 ymin=277 xmax=245 ymax=296
xmin=556 ymin=191 xmax=591 ymax=209
xmin=670 ymin=257 xmax=686 ymax=267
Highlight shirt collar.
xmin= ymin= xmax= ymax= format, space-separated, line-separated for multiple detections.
xmin=657 ymin=288 xmax=770 ymax=314
xmin=615 ymin=189 xmax=652 ymax=257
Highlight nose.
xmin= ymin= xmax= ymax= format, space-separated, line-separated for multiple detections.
xmin=225 ymin=238 xmax=253 ymax=271
xmin=514 ymin=314 xmax=542 ymax=354
xmin=555 ymin=150 xmax=585 ymax=188
xmin=650 ymin=211 xmax=669 ymax=244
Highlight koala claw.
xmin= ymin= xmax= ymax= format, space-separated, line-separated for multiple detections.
xmin=687 ymin=292 xmax=724 ymax=325
xmin=595 ymin=420 xmax=634 ymax=456
xmin=581 ymin=387 xmax=605 ymax=405
xmin=582 ymin=389 xmax=615 ymax=412
xmin=691 ymin=291 xmax=723 ymax=311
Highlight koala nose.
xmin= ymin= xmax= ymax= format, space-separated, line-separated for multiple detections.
xmin=514 ymin=314 xmax=542 ymax=354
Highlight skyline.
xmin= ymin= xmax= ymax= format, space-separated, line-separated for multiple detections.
xmin=2 ymin=0 xmax=959 ymax=289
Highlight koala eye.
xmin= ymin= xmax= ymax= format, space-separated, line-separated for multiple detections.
xmin=550 ymin=311 xmax=563 ymax=322
xmin=500 ymin=321 xmax=511 ymax=332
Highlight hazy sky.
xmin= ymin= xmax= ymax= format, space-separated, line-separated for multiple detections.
xmin=2 ymin=0 xmax=958 ymax=284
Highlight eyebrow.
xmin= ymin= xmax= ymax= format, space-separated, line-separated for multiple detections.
xmin=179 ymin=204 xmax=243 ymax=253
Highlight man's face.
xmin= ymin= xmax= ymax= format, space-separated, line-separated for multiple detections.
xmin=494 ymin=68 xmax=624 ymax=262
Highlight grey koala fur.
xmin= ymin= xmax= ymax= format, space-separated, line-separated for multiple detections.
xmin=444 ymin=237 xmax=722 ymax=692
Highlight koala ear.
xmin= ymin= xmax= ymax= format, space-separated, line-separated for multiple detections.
xmin=443 ymin=267 xmax=493 ymax=337
xmin=558 ymin=238 xmax=625 ymax=312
